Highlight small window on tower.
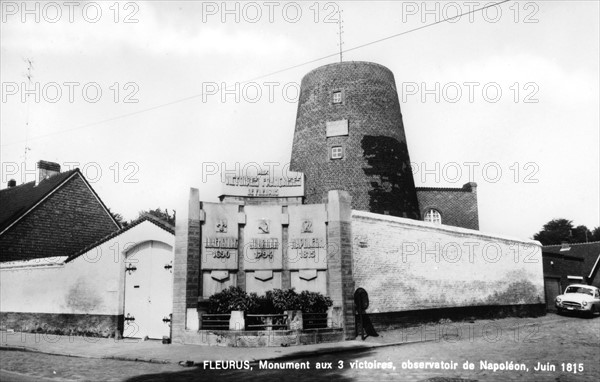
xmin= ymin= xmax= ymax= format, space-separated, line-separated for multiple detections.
xmin=424 ymin=209 xmax=442 ymax=224
xmin=331 ymin=146 xmax=343 ymax=159
xmin=332 ymin=91 xmax=343 ymax=104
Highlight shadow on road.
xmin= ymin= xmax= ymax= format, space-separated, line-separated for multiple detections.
xmin=125 ymin=348 xmax=377 ymax=382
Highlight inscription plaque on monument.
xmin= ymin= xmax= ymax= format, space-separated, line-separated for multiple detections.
xmin=244 ymin=205 xmax=283 ymax=270
xmin=201 ymin=203 xmax=239 ymax=270
xmin=221 ymin=170 xmax=304 ymax=198
xmin=287 ymin=204 xmax=327 ymax=270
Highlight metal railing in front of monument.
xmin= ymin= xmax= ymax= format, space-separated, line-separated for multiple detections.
xmin=245 ymin=314 xmax=289 ymax=330
xmin=200 ymin=313 xmax=231 ymax=330
xmin=200 ymin=312 xmax=329 ymax=330
xmin=302 ymin=312 xmax=328 ymax=329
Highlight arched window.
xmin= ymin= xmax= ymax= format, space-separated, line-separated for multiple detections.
xmin=424 ymin=209 xmax=442 ymax=224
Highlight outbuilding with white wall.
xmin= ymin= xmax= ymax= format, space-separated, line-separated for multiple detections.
xmin=0 ymin=215 xmax=174 ymax=339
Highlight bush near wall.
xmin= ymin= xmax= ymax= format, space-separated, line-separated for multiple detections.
xmin=207 ymin=287 xmax=332 ymax=314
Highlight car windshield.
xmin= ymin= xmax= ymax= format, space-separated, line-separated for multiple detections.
xmin=565 ymin=286 xmax=594 ymax=296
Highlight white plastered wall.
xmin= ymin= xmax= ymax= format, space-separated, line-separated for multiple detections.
xmin=0 ymin=221 xmax=174 ymax=316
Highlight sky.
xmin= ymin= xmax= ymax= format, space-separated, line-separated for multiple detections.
xmin=1 ymin=0 xmax=598 ymax=240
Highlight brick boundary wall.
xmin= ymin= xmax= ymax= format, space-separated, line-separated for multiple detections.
xmin=351 ymin=210 xmax=545 ymax=332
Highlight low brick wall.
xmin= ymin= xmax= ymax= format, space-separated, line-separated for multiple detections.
xmin=361 ymin=304 xmax=545 ymax=333
xmin=176 ymin=328 xmax=344 ymax=347
xmin=0 ymin=312 xmax=123 ymax=338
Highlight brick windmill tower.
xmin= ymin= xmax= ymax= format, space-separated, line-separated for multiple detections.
xmin=290 ymin=61 xmax=421 ymax=219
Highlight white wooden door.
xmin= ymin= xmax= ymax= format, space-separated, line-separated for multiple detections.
xmin=124 ymin=241 xmax=174 ymax=339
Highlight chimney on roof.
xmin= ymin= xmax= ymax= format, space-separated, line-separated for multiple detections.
xmin=36 ymin=160 xmax=61 ymax=186
xmin=463 ymin=182 xmax=477 ymax=194
xmin=7 ymin=179 xmax=17 ymax=188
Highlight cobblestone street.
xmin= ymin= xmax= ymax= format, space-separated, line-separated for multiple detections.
xmin=1 ymin=314 xmax=598 ymax=381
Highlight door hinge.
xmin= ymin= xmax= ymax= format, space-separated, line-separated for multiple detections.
xmin=126 ymin=263 xmax=137 ymax=275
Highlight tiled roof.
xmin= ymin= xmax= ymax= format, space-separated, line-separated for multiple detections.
xmin=0 ymin=170 xmax=79 ymax=233
xmin=65 ymin=214 xmax=174 ymax=263
xmin=543 ymin=242 xmax=600 ymax=276
xmin=543 ymin=241 xmax=600 ymax=256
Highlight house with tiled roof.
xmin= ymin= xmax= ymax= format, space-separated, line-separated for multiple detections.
xmin=0 ymin=160 xmax=120 ymax=262
xmin=541 ymin=241 xmax=600 ymax=311
xmin=0 ymin=161 xmax=175 ymax=339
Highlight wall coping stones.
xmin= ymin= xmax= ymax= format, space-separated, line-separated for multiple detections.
xmin=351 ymin=210 xmax=541 ymax=247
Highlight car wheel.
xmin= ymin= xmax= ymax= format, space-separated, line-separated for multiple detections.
xmin=589 ymin=305 xmax=598 ymax=318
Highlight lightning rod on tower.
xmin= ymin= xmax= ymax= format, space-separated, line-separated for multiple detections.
xmin=337 ymin=10 xmax=344 ymax=63
xmin=23 ymin=58 xmax=34 ymax=166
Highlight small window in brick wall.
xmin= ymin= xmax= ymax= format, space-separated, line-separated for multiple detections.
xmin=424 ymin=209 xmax=442 ymax=224
xmin=331 ymin=146 xmax=343 ymax=159
xmin=332 ymin=91 xmax=343 ymax=104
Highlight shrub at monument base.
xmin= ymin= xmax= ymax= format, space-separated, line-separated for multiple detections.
xmin=207 ymin=287 xmax=332 ymax=314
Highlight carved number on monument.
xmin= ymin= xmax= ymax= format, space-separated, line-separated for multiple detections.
xmin=300 ymin=250 xmax=316 ymax=258
xmin=255 ymin=250 xmax=274 ymax=259
xmin=213 ymin=250 xmax=232 ymax=259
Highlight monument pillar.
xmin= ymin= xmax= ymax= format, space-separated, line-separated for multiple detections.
xmin=325 ymin=190 xmax=355 ymax=340
xmin=172 ymin=188 xmax=201 ymax=343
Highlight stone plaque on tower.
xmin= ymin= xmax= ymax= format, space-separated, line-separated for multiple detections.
xmin=326 ymin=119 xmax=349 ymax=137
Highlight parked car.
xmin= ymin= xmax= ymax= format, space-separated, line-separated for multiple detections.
xmin=555 ymin=284 xmax=600 ymax=317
